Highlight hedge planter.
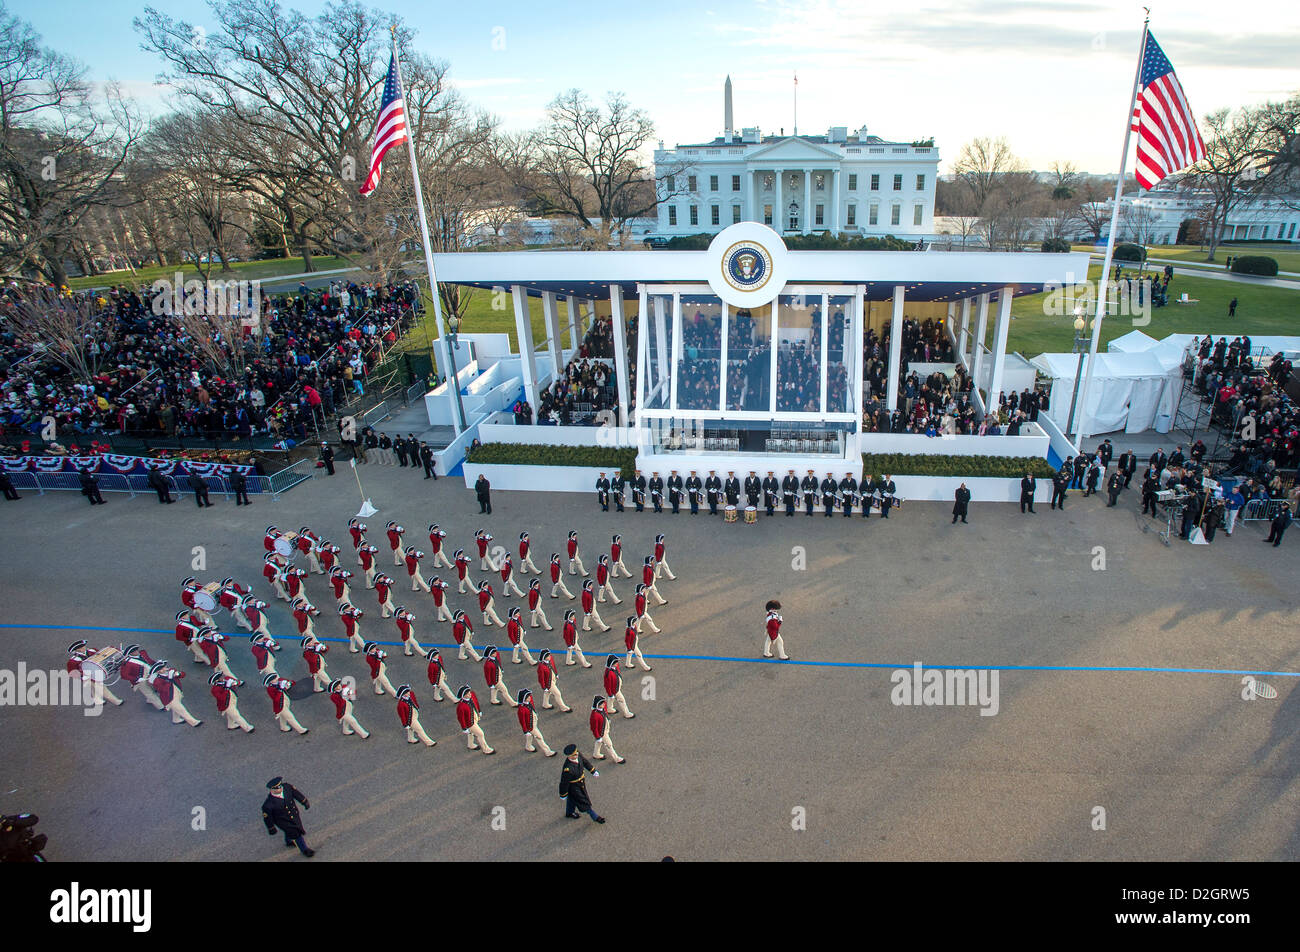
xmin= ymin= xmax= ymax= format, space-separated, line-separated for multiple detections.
xmin=466 ymin=442 xmax=637 ymax=479
xmin=861 ymin=453 xmax=1056 ymax=479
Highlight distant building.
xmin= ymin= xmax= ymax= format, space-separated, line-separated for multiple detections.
xmin=1098 ymin=187 xmax=1300 ymax=245
xmin=652 ymin=77 xmax=939 ymax=239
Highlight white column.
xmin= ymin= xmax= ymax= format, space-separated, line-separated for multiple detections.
xmin=511 ymin=285 xmax=539 ymax=419
xmin=635 ymin=286 xmax=648 ymax=419
xmin=774 ymin=170 xmax=783 ymax=233
xmin=767 ymin=300 xmax=779 ymax=414
xmin=719 ymin=304 xmax=730 ymax=412
xmin=885 ymin=285 xmax=904 ymax=412
xmin=960 ymin=297 xmax=972 ymax=367
xmin=609 ymin=284 xmax=631 ymax=427
xmin=819 ymin=293 xmax=829 ymax=412
xmin=987 ymin=287 xmax=1014 ymax=407
xmin=653 ymin=294 xmax=669 ymax=398
xmin=831 ymin=170 xmax=841 ymax=233
xmin=945 ymin=302 xmax=956 ymax=357
xmin=541 ymin=292 xmax=563 ymax=387
xmin=565 ymin=295 xmax=580 ymax=349
xmin=746 ymin=169 xmax=755 ymax=223
xmin=970 ymin=292 xmax=990 ymax=400
xmin=803 ymin=170 xmax=812 ymax=235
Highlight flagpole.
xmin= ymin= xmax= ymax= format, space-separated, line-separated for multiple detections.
xmin=389 ymin=29 xmax=463 ymax=433
xmin=1074 ymin=14 xmax=1150 ymax=445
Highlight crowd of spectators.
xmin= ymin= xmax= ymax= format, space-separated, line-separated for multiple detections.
xmin=0 ymin=278 xmax=419 ymax=452
xmin=534 ymin=315 xmax=624 ymax=425
xmin=1188 ymin=335 xmax=1298 ymax=474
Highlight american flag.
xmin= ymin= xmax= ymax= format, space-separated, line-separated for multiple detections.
xmin=1130 ymin=32 xmax=1205 ymax=190
xmin=359 ymin=53 xmax=408 ymax=197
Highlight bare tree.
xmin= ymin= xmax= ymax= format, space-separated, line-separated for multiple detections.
xmin=1121 ymin=203 xmax=1161 ymax=246
xmin=1048 ymin=160 xmax=1081 ymax=199
xmin=2 ymin=285 xmax=117 ymax=383
xmin=950 ymin=137 xmax=1023 ymax=212
xmin=1183 ymin=107 xmax=1272 ymax=260
xmin=1074 ymin=175 xmax=1118 ymax=243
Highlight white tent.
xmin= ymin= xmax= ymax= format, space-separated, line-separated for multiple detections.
xmin=1032 ymin=350 xmax=1180 ymax=434
xmin=1107 ymin=329 xmax=1158 ymax=353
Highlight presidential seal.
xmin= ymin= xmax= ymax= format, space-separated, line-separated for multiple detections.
xmin=721 ymin=241 xmax=773 ymax=294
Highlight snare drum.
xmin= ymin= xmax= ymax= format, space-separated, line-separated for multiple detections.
xmin=81 ymin=645 xmax=123 ymax=685
xmin=273 ymin=532 xmax=296 ymax=558
xmin=724 ymin=505 xmax=738 ymax=523
xmin=744 ymin=506 xmax=757 ymax=524
xmin=193 ymin=583 xmax=220 ymax=613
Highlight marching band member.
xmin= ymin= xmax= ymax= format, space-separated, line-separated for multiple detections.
xmin=347 ymin=518 xmax=367 ymax=563
xmin=686 ymin=470 xmax=702 ymax=514
xmin=455 ymin=685 xmax=494 ymax=754
xmin=218 ymin=578 xmax=252 ymax=630
xmin=763 ymin=471 xmax=779 ymax=516
xmin=264 ymin=673 xmax=308 ymax=733
xmin=596 ymin=471 xmax=611 ymax=511
xmin=705 ymin=470 xmax=722 ymax=515
xmin=339 ymin=601 xmax=365 ymax=653
xmin=860 ymin=476 xmax=876 ymax=518
xmin=385 ymin=521 xmax=406 ymax=566
xmin=478 ymin=580 xmax=506 ymax=628
xmin=611 ymin=470 xmax=626 ymax=512
xmin=633 ymin=583 xmax=661 ymax=633
xmin=474 ymin=529 xmax=496 ymax=572
xmin=562 ymin=609 xmax=592 ymax=668
xmin=66 ymin=641 xmax=124 ymax=707
xmin=180 ymin=577 xmax=215 ymax=625
xmin=567 ymin=530 xmax=589 ymax=577
xmin=428 ymin=524 xmax=452 ymax=569
xmin=653 ymin=533 xmax=676 ymax=580
xmin=589 ymin=696 xmax=625 ymax=764
xmin=209 ymin=672 xmax=254 ymax=732
xmin=632 ymin=469 xmax=647 ymax=512
xmin=429 ymin=575 xmax=453 ymax=623
xmin=452 ymin=609 xmax=483 ymax=662
xmin=498 ymin=552 xmax=527 ymax=598
xmin=649 ymin=471 xmax=664 ymax=513
xmin=745 ymin=471 xmax=761 ymax=509
xmin=404 ymin=545 xmax=430 ymax=593
xmin=290 ymin=596 xmax=321 ymax=639
xmin=516 ymin=689 xmax=556 ymax=756
xmin=151 ymin=661 xmax=200 ymax=726
xmin=284 ymin=566 xmax=308 ymax=602
xmin=358 ymin=543 xmax=380 ymax=589
xmin=642 ymin=556 xmax=667 ymax=605
xmin=263 ymin=525 xmax=283 ymax=553
xmin=595 ymin=554 xmax=622 ymax=604
xmin=119 ymin=645 xmax=164 ymax=709
xmin=878 ymin=474 xmax=897 ymax=519
xmin=505 ymin=606 xmax=537 ymax=664
xmin=517 ymin=531 xmax=541 ymax=575
xmin=425 ymin=647 xmax=452 ymax=701
xmin=316 ymin=540 xmax=341 ymax=576
xmin=527 ymin=578 xmax=552 ymax=631
xmin=328 ymin=566 xmax=354 ymax=606
xmin=301 ymin=635 xmax=331 ymax=693
xmin=197 ymin=627 xmax=237 ymax=679
xmin=763 ymin=599 xmax=789 ymax=660
xmin=624 ymin=617 xmax=651 ymax=671
xmin=175 ymin=610 xmax=209 ymax=665
xmin=801 ymin=470 xmax=818 ymax=516
xmin=839 ymin=472 xmax=858 ymax=517
xmin=820 ymin=473 xmax=837 ymax=518
xmin=393 ymin=606 xmax=428 ymax=657
xmin=536 ymin=649 xmax=572 ymax=711
xmin=453 ymin=548 xmax=474 ymax=594
xmin=667 ymin=470 xmax=684 ymax=514
xmin=609 ymin=533 xmax=631 ymax=578
xmin=482 ymin=646 xmax=518 ymax=707
xmin=373 ymin=572 xmax=397 ymax=618
xmin=329 ymin=678 xmax=369 ymax=738
xmin=364 ymin=642 xmax=398 ymax=697
xmin=296 ymin=526 xmax=324 ymax=574
xmin=396 ymin=684 xmax=436 ymax=746
xmin=262 ymin=555 xmax=290 ymax=602
xmin=249 ymin=631 xmax=280 ymax=677
xmin=603 ymin=655 xmax=635 ymax=719
xmin=549 ymin=553 xmax=574 ymax=600
xmin=580 ymin=579 xmax=610 ymax=632
xmin=782 ymin=470 xmax=799 ymax=517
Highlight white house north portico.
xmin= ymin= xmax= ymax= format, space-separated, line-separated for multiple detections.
xmin=652 ymin=77 xmax=939 ymax=239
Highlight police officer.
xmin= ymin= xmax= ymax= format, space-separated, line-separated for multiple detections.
xmin=78 ymin=466 xmax=105 ymax=505
xmin=559 ymin=744 xmax=605 ymax=822
xmin=1020 ymin=473 xmax=1037 ymax=514
xmin=147 ymin=466 xmax=174 ymax=503
xmin=231 ymin=469 xmax=251 ymax=506
xmin=319 ymin=441 xmax=335 ymax=476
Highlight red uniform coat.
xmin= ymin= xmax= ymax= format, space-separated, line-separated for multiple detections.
xmin=589 ymin=708 xmax=608 ymax=740
xmin=567 ymin=539 xmax=579 ymax=559
xmin=199 ymin=639 xmax=221 ymax=666
xmin=610 ymin=541 xmax=621 ymax=562
xmin=319 ymin=548 xmax=337 ymax=573
xmin=293 ymin=606 xmax=313 ymax=633
xmin=537 ymin=659 xmax=556 ymax=688
xmin=386 ymin=527 xmax=403 ymax=551
xmin=267 ymin=682 xmax=289 ymax=713
xmin=603 ymin=668 xmax=621 ymax=697
xmin=642 ymin=564 xmax=655 ymax=587
xmin=624 ymin=625 xmax=638 ymax=652
xmin=118 ymin=652 xmax=155 ymax=685
xmin=517 ymin=704 xmax=535 ymax=732
xmin=251 ymin=641 xmax=274 ymax=668
xmin=330 ymin=693 xmax=347 ymax=719
xmin=766 ymin=613 xmax=781 ymax=641
xmin=395 ymin=616 xmax=413 ymax=641
xmin=286 ymin=573 xmax=304 ymax=599
xmin=562 ymin=620 xmax=577 ymax=647
xmin=596 ymin=563 xmax=609 ymax=586
xmin=155 ymin=676 xmax=178 ymax=705
xmin=175 ymin=621 xmax=200 ymax=645
xmin=499 ymin=560 xmax=513 ymax=582
xmin=341 ymin=613 xmax=360 ymax=637
xmin=518 ymin=539 xmax=530 ymax=560
xmin=527 ymin=588 xmax=541 ymax=610
xmin=349 ymin=525 xmax=365 ymax=549
xmin=359 ymin=548 xmax=376 ymax=570
xmin=455 ymin=556 xmax=470 ymax=579
xmin=303 ymin=647 xmax=326 ymax=673
xmin=654 ymin=541 xmax=665 ymax=562
xmin=476 ymin=537 xmax=490 ymax=558
xmin=581 ymin=590 xmax=594 ymax=613
xmin=506 ymin=618 xmax=523 ymax=645
xmin=330 ymin=574 xmax=349 ymax=599
xmin=550 ymin=561 xmax=562 ymax=583
xmin=477 ymin=587 xmax=493 ymax=612
xmin=366 ymin=654 xmax=383 ymax=679
xmin=635 ymin=593 xmax=646 ymax=616
xmin=483 ymin=656 xmax=502 ymax=686
xmin=427 ymin=657 xmax=445 ymax=685
xmin=397 ymin=697 xmax=417 ymax=727
xmin=428 ymin=530 xmax=445 ymax=553
xmin=262 ymin=562 xmax=279 ymax=583
xmin=405 ymin=552 xmax=421 ymax=576
xmin=211 ymin=683 xmax=233 ymax=712
xmin=430 ymin=583 xmax=446 ymax=607
xmin=375 ymin=578 xmax=392 ymax=603
xmin=455 ymin=692 xmax=481 ymax=729
xmin=452 ymin=619 xmax=470 ymax=644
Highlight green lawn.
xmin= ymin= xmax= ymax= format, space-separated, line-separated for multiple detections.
xmin=68 ymin=256 xmax=350 ymax=291
xmin=1003 ymin=264 xmax=1300 ymax=357
xmin=394 ymin=289 xmax=559 ymax=371
xmin=1072 ymin=242 xmax=1300 ymax=274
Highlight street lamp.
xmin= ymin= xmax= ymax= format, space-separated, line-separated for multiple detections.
xmin=1064 ymin=310 xmax=1092 ymax=438
xmin=444 ymin=314 xmax=467 ymax=433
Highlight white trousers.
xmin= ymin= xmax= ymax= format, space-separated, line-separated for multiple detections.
xmin=222 ymin=698 xmax=254 ymax=732
xmin=520 ymin=553 xmax=540 ymax=575
xmin=593 ymin=729 xmax=620 ymax=761
xmin=599 ymin=579 xmax=622 ymax=604
xmin=483 ymin=602 xmax=505 ymax=627
xmin=503 ymin=576 xmax=527 ymax=598
xmin=464 ymin=720 xmax=493 ymax=753
xmin=133 ymin=680 xmax=165 ymax=710
xmin=458 ymin=637 xmax=483 ymax=662
xmin=373 ymin=667 xmax=398 ymax=697
xmin=625 ymin=645 xmax=651 ymax=670
xmin=541 ymin=682 xmax=568 ymax=710
xmin=433 ymin=550 xmax=453 ymax=569
xmin=511 ymin=639 xmax=537 ymax=665
xmin=569 ymin=554 xmax=588 ymax=576
xmin=565 ymin=643 xmax=591 ymax=667
xmin=529 ymin=606 xmax=552 ymax=630
xmin=166 ymin=694 xmax=200 ymax=726
xmin=401 ymin=634 xmax=427 ymax=657
xmin=525 ymin=726 xmax=555 ymax=756
xmin=583 ymin=605 xmax=609 ymax=631
xmin=276 ymin=701 xmax=308 ymax=733
xmin=435 ymin=601 xmax=454 ymax=622
xmin=764 ymin=635 xmax=789 ymax=659
xmin=347 ymin=631 xmax=366 ymax=653
xmin=405 ymin=711 xmax=435 ymax=746
xmin=613 ymin=558 xmax=632 ymax=578
xmin=551 ymin=578 xmax=574 ymax=599
xmin=489 ymin=679 xmax=518 ymax=706
xmin=655 ymin=558 xmax=676 ymax=580
xmin=608 ymin=689 xmax=634 ymax=718
xmin=636 ymin=611 xmax=660 ymax=634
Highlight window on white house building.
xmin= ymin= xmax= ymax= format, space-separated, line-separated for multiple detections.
xmin=914 ymin=205 xmax=923 ymax=226
xmin=732 ymin=205 xmax=742 ymax=223
xmin=870 ymin=174 xmax=880 ymax=191
xmin=764 ymin=204 xmax=773 ymax=225
xmin=732 ymin=175 xmax=741 ymax=191
xmin=666 ymin=175 xmax=675 ymax=192
xmin=688 ymin=175 xmax=697 ymax=191
xmin=869 ymin=205 xmax=878 ymax=225
xmin=847 ymin=205 xmax=856 ymax=226
xmin=689 ymin=206 xmax=698 ymax=226
xmin=668 ymin=207 xmax=677 ymax=226
xmin=916 ymin=174 xmax=925 ymax=191
xmin=815 ymin=204 xmax=824 ymax=226
xmin=710 ymin=175 xmax=719 ymax=191
xmin=848 ymin=174 xmax=857 ymax=190
xmin=711 ymin=205 xmax=720 ymax=226
xmin=891 ymin=205 xmax=901 ymax=225
xmin=893 ymin=174 xmax=902 ymax=191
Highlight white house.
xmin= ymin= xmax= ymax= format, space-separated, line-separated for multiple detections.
xmin=653 ymin=77 xmax=939 ymax=240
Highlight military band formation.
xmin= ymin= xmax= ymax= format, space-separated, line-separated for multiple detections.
xmin=595 ymin=468 xmax=901 ymax=520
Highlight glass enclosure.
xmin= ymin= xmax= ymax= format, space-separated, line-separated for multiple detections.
xmin=727 ymin=305 xmax=771 ymax=412
xmin=676 ymin=295 xmax=723 ymax=411
xmin=776 ymin=293 xmax=821 ymax=412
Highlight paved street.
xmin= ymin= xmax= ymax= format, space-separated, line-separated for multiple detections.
xmin=0 ymin=464 xmax=1295 ymax=862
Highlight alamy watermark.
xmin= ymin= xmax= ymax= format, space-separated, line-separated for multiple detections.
xmin=890 ymin=662 xmax=1000 ymax=716
xmin=1041 ymin=271 xmax=1152 ymax=328
xmin=150 ymin=272 xmax=262 ymax=328
xmin=0 ymin=664 xmax=108 ymax=717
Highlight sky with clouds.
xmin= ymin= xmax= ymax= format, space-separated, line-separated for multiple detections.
xmin=14 ymin=0 xmax=1300 ymax=173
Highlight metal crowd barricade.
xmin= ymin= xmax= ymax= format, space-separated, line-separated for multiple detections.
xmin=266 ymin=459 xmax=315 ymax=496
xmin=1241 ymin=499 xmax=1286 ymax=522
